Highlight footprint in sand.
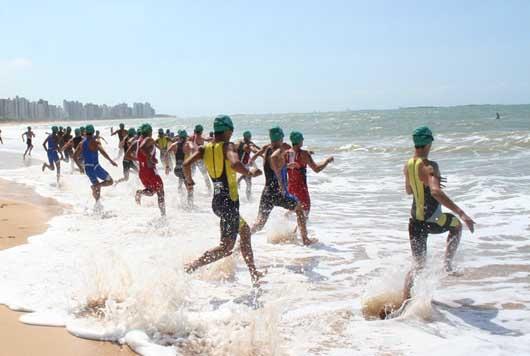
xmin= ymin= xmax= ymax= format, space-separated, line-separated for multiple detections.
xmin=8 ymin=235 xmax=16 ymax=239
xmin=0 ymin=204 xmax=7 ymax=208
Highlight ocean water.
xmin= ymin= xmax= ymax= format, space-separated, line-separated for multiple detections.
xmin=0 ymin=105 xmax=529 ymax=355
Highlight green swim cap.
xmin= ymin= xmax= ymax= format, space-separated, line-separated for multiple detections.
xmin=413 ymin=126 xmax=434 ymax=146
xmin=213 ymin=115 xmax=234 ymax=133
xmin=74 ymin=128 xmax=81 ymax=135
xmin=179 ymin=129 xmax=188 ymax=138
xmin=51 ymin=126 xmax=58 ymax=133
xmin=194 ymin=124 xmax=204 ymax=133
xmin=59 ymin=126 xmax=63 ymax=130
xmin=119 ymin=123 xmax=125 ymax=129
xmin=269 ymin=126 xmax=284 ymax=142
xmin=141 ymin=123 xmax=152 ymax=136
xmin=158 ymin=128 xmax=164 ymax=135
xmin=290 ymin=131 xmax=304 ymax=146
xmin=85 ymin=124 xmax=95 ymax=135
xmin=66 ymin=126 xmax=71 ymax=132
xmin=243 ymin=131 xmax=251 ymax=139
xmin=128 ymin=128 xmax=136 ymax=136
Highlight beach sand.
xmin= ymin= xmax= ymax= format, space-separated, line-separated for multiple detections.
xmin=0 ymin=178 xmax=136 ymax=356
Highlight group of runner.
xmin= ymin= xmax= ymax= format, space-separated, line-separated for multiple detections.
xmin=10 ymin=117 xmax=476 ymax=301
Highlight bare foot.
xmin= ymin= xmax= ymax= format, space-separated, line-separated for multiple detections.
xmin=251 ymin=270 xmax=266 ymax=285
xmin=184 ymin=262 xmax=196 ymax=274
xmin=41 ymin=164 xmax=46 ymax=172
xmin=303 ymin=237 xmax=318 ymax=246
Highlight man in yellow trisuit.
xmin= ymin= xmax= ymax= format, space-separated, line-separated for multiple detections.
xmin=183 ymin=115 xmax=264 ymax=284
xmin=403 ymin=126 xmax=475 ymax=300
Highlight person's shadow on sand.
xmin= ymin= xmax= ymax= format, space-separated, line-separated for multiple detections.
xmin=434 ymin=298 xmax=523 ymax=336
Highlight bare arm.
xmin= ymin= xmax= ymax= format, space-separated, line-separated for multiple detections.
xmin=98 ymin=143 xmax=117 ymax=166
xmin=183 ymin=149 xmax=204 ymax=190
xmin=305 ymin=151 xmax=333 ymax=173
xmin=73 ymin=142 xmax=84 ymax=172
xmin=426 ymin=163 xmax=475 ymax=232
xmin=42 ymin=136 xmax=49 ymax=151
xmin=249 ymin=144 xmax=269 ymax=164
xmin=226 ymin=143 xmax=261 ymax=177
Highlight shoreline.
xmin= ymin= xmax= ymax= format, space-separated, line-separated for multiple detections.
xmin=0 ymin=178 xmax=136 ymax=356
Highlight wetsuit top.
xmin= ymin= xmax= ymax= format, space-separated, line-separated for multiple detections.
xmin=264 ymin=147 xmax=289 ymax=194
xmin=82 ymin=138 xmax=99 ymax=166
xmin=156 ymin=136 xmax=169 ymax=150
xmin=204 ymin=142 xmax=238 ymax=202
xmin=175 ymin=142 xmax=186 ymax=161
xmin=407 ymin=157 xmax=441 ymax=222
xmin=288 ymin=150 xmax=308 ymax=188
xmin=73 ymin=136 xmax=83 ymax=150
xmin=47 ymin=135 xmax=58 ymax=152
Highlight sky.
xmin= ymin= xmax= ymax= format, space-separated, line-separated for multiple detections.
xmin=1 ymin=0 xmax=529 ymax=116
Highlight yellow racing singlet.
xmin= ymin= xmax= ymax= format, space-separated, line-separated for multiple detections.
xmin=157 ymin=136 xmax=169 ymax=150
xmin=407 ymin=157 xmax=441 ymax=222
xmin=204 ymin=142 xmax=238 ymax=202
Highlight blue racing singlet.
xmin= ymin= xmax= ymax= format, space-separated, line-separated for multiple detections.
xmin=82 ymin=138 xmax=99 ymax=166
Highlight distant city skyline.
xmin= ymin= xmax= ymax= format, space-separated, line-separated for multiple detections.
xmin=0 ymin=95 xmax=155 ymax=121
xmin=1 ymin=1 xmax=529 ymax=116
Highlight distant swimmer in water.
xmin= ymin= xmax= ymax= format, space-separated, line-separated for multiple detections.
xmin=168 ymin=129 xmax=193 ymax=206
xmin=183 ymin=115 xmax=264 ymax=284
xmin=111 ymin=123 xmax=128 ymax=160
xmin=74 ymin=124 xmax=117 ymax=202
xmin=236 ymin=130 xmax=260 ymax=201
xmin=22 ymin=126 xmax=35 ymax=159
xmin=41 ymin=126 xmax=62 ymax=184
xmin=189 ymin=124 xmax=213 ymax=194
xmin=0 ymin=129 xmax=3 ymax=144
xmin=250 ymin=127 xmax=315 ymax=245
xmin=135 ymin=123 xmax=166 ymax=216
xmin=286 ymin=131 xmax=334 ymax=217
xmin=115 ymin=128 xmax=139 ymax=185
xmin=496 ymin=112 xmax=500 ymax=120
xmin=403 ymin=126 xmax=475 ymax=300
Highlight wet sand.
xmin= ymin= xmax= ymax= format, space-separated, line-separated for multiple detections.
xmin=0 ymin=178 xmax=136 ymax=356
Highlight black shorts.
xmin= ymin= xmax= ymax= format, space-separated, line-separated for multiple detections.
xmin=258 ymin=187 xmax=298 ymax=220
xmin=64 ymin=148 xmax=73 ymax=162
xmin=27 ymin=139 xmax=32 ymax=147
xmin=409 ymin=214 xmax=461 ymax=265
xmin=174 ymin=160 xmax=184 ymax=179
xmin=123 ymin=159 xmax=137 ymax=174
xmin=212 ymin=192 xmax=240 ymax=240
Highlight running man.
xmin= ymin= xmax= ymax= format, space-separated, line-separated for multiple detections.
xmin=155 ymin=128 xmax=171 ymax=175
xmin=189 ymin=124 xmax=213 ymax=193
xmin=250 ymin=127 xmax=313 ymax=245
xmin=286 ymin=131 xmax=334 ymax=216
xmin=236 ymin=131 xmax=260 ymax=201
xmin=168 ymin=130 xmax=193 ymax=204
xmin=22 ymin=126 xmax=35 ymax=159
xmin=115 ymin=128 xmax=139 ymax=185
xmin=135 ymin=123 xmax=166 ymax=216
xmin=42 ymin=126 xmax=61 ymax=184
xmin=183 ymin=115 xmax=263 ymax=283
xmin=74 ymin=125 xmax=117 ymax=202
xmin=403 ymin=126 xmax=475 ymax=300
xmin=62 ymin=128 xmax=85 ymax=172
xmin=60 ymin=127 xmax=73 ymax=163
xmin=111 ymin=123 xmax=128 ymax=159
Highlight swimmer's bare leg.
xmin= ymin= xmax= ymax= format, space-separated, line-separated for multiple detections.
xmin=157 ymin=189 xmax=166 ymax=216
xmin=444 ymin=224 xmax=462 ymax=272
xmin=185 ymin=237 xmax=236 ymax=273
xmin=295 ymin=204 xmax=313 ymax=245
xmin=135 ymin=188 xmax=154 ymax=205
xmin=239 ymin=222 xmax=263 ymax=283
